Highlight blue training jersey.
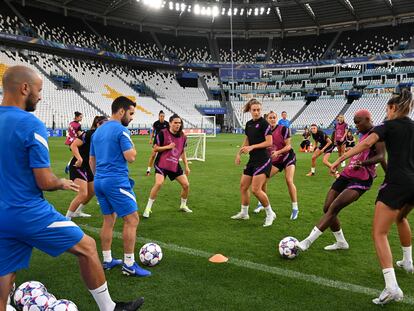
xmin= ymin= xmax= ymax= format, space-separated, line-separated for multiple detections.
xmin=0 ymin=106 xmax=56 ymax=232
xmin=278 ymin=119 xmax=291 ymax=128
xmin=90 ymin=120 xmax=134 ymax=180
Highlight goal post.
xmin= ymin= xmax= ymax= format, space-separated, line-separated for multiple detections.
xmin=185 ymin=133 xmax=206 ymax=162
xmin=181 ymin=115 xmax=216 ymax=137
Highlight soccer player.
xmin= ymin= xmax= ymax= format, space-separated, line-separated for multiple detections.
xmin=146 ymin=110 xmax=169 ymax=176
xmin=297 ymin=110 xmax=386 ymax=252
xmin=331 ymin=90 xmax=414 ymax=305
xmin=306 ymin=124 xmax=334 ymax=176
xmin=254 ymin=111 xmax=299 ymax=220
xmin=66 ymin=116 xmax=108 ymax=220
xmin=278 ymin=111 xmax=290 ymax=128
xmin=90 ymin=96 xmax=150 ymax=278
xmin=231 ymin=99 xmax=276 ymax=227
xmin=65 ymin=111 xmax=83 ymax=146
xmin=333 ymin=114 xmax=349 ymax=168
xmin=345 ymin=130 xmax=356 ymax=151
xmin=0 ymin=66 xmax=144 ymax=311
xmin=300 ymin=127 xmax=311 ymax=152
xmin=143 ymin=114 xmax=191 ymax=218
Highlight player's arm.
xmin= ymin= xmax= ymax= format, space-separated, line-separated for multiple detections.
xmin=235 ymin=137 xmax=248 ymax=165
xmin=89 ymin=155 xmax=96 ymax=175
xmin=33 ymin=168 xmax=79 ymax=192
xmin=359 ymin=141 xmax=387 ymax=171
xmin=120 ymin=131 xmax=136 ymax=163
xmin=71 ymin=138 xmax=84 ymax=167
xmin=332 ymin=132 xmax=380 ymax=172
xmin=240 ymin=135 xmax=272 ymax=154
xmin=341 ymin=128 xmax=349 ymax=142
xmin=276 ymin=137 xmax=292 ymax=156
xmin=320 ymin=137 xmax=332 ymax=153
xmin=153 ymin=143 xmax=175 ymax=152
xmin=181 ymin=151 xmax=190 ymax=176
xmin=123 ymin=148 xmax=136 ymax=163
xmin=149 ymin=127 xmax=155 ymax=144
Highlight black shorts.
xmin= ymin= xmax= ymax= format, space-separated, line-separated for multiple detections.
xmin=336 ymin=140 xmax=345 ymax=147
xmin=319 ymin=144 xmax=335 ymax=154
xmin=244 ymin=159 xmax=272 ymax=177
xmin=69 ymin=165 xmax=94 ymax=182
xmin=345 ymin=142 xmax=355 ymax=148
xmin=376 ymin=182 xmax=414 ymax=210
xmin=154 ymin=164 xmax=184 ymax=181
xmin=331 ymin=176 xmax=373 ymax=196
xmin=272 ymin=151 xmax=296 ymax=172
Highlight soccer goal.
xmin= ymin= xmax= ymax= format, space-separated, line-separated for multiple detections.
xmin=181 ymin=115 xmax=216 ymax=137
xmin=186 ymin=133 xmax=206 ymax=162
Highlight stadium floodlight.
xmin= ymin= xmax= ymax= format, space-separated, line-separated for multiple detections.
xmin=212 ymin=6 xmax=219 ymax=17
xmin=240 ymin=8 xmax=244 ymax=15
xmin=143 ymin=0 xmax=162 ymax=9
xmin=194 ymin=4 xmax=200 ymax=14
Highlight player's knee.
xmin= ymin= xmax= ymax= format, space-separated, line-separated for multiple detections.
xmin=251 ymin=186 xmax=262 ymax=196
xmin=75 ymin=235 xmax=97 ymax=257
xmin=124 ymin=212 xmax=139 ymax=227
xmin=182 ymin=182 xmax=189 ymax=191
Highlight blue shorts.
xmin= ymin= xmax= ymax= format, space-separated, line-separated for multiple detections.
xmin=0 ymin=205 xmax=84 ymax=277
xmin=94 ymin=177 xmax=138 ymax=217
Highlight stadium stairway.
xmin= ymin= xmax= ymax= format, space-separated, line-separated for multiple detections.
xmin=288 ymin=101 xmax=308 ymax=124
xmin=265 ymin=37 xmax=273 ymax=62
xmin=199 ymin=76 xmax=213 ymax=100
xmin=322 ymin=30 xmax=343 ymax=59
xmin=329 ymin=101 xmax=352 ymax=127
xmin=151 ymin=32 xmax=167 ymax=60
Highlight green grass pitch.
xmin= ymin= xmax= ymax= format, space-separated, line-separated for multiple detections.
xmin=15 ymin=134 xmax=414 ymax=310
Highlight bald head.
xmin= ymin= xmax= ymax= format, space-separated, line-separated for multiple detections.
xmin=2 ymin=65 xmax=41 ymax=92
xmin=1 ymin=65 xmax=43 ymax=112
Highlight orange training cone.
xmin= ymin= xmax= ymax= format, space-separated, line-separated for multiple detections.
xmin=209 ymin=254 xmax=229 ymax=263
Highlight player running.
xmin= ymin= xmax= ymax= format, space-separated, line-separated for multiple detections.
xmin=306 ymin=124 xmax=334 ymax=176
xmin=146 ymin=110 xmax=169 ymax=176
xmin=65 ymin=111 xmax=83 ymax=146
xmin=231 ymin=99 xmax=276 ymax=227
xmin=333 ymin=114 xmax=349 ymax=168
xmin=297 ymin=110 xmax=386 ymax=252
xmin=331 ymin=90 xmax=414 ymax=305
xmin=254 ymin=111 xmax=299 ymax=220
xmin=0 ymin=66 xmax=144 ymax=311
xmin=90 ymin=96 xmax=150 ymax=278
xmin=65 ymin=116 xmax=107 ymax=220
xmin=143 ymin=114 xmax=191 ymax=218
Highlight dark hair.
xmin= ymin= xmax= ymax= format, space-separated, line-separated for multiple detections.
xmin=91 ymin=116 xmax=108 ymax=130
xmin=111 ymin=96 xmax=136 ymax=114
xmin=387 ymin=89 xmax=414 ymax=118
xmin=74 ymin=111 xmax=82 ymax=118
xmin=281 ymin=111 xmax=287 ymax=114
xmin=243 ymin=98 xmax=261 ymax=113
xmin=159 ymin=110 xmax=165 ymax=115
xmin=169 ymin=113 xmax=184 ymax=135
xmin=311 ymin=123 xmax=318 ymax=127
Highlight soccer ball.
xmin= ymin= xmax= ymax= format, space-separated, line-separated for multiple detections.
xmin=23 ymin=293 xmax=56 ymax=311
xmin=139 ymin=243 xmax=163 ymax=266
xmin=14 ymin=281 xmax=47 ymax=310
xmin=279 ymin=236 xmax=299 ymax=259
xmin=47 ymin=299 xmax=78 ymax=311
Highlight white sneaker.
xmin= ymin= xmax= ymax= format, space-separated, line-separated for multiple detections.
xmin=72 ymin=212 xmax=91 ymax=218
xmin=231 ymin=212 xmax=249 ymax=220
xmin=180 ymin=206 xmax=193 ymax=213
xmin=254 ymin=205 xmax=264 ymax=214
xmin=324 ymin=241 xmax=349 ymax=251
xmin=263 ymin=212 xmax=276 ymax=227
xmin=372 ymin=287 xmax=403 ymax=305
xmin=296 ymin=239 xmax=311 ymax=251
xmin=341 ymin=161 xmax=346 ymax=168
xmin=396 ymin=260 xmax=414 ymax=273
xmin=143 ymin=207 xmax=152 ymax=218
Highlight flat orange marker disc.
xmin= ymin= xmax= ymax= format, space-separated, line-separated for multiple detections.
xmin=209 ymin=254 xmax=229 ymax=263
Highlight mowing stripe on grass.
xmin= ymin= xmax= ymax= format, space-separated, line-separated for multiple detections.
xmin=81 ymin=224 xmax=414 ymax=305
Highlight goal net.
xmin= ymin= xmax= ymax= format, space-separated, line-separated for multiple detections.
xmin=181 ymin=115 xmax=216 ymax=137
xmin=185 ymin=133 xmax=206 ymax=162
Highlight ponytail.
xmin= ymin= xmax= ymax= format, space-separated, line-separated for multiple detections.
xmin=388 ymin=89 xmax=414 ymax=118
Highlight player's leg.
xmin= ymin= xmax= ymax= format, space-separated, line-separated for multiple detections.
xmin=67 ymin=178 xmax=90 ymax=219
xmin=100 ymin=213 xmax=122 ymax=270
xmin=231 ymin=174 xmax=252 ymax=220
xmin=322 ymin=152 xmax=333 ymax=169
xmin=307 ymin=149 xmax=321 ymax=176
xmin=0 ymin=273 xmax=15 ymax=310
xmin=372 ymin=201 xmax=404 ymax=305
xmin=143 ymin=173 xmax=165 ymax=218
xmin=254 ymin=166 xmax=278 ymax=214
xmin=175 ymin=175 xmax=192 ymax=213
xmin=396 ymin=205 xmax=414 ymax=273
xmin=252 ymin=174 xmax=276 ymax=227
xmin=285 ymin=165 xmax=299 ymax=220
xmin=146 ymin=150 xmax=156 ymax=176
xmin=339 ymin=143 xmax=346 ymax=167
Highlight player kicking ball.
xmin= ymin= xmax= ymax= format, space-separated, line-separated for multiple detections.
xmin=143 ymin=114 xmax=191 ymax=218
xmin=297 ymin=110 xmax=386 ymax=251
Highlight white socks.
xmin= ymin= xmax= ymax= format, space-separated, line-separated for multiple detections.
xmin=89 ymin=282 xmax=116 ymax=311
xmin=305 ymin=226 xmax=323 ymax=244
xmin=402 ymin=245 xmax=413 ymax=262
xmin=264 ymin=205 xmax=274 ymax=216
xmin=333 ymin=229 xmax=347 ymax=243
xmin=75 ymin=203 xmax=85 ymax=214
xmin=241 ymin=205 xmax=249 ymax=215
xmin=147 ymin=166 xmax=151 ymax=172
xmin=292 ymin=202 xmax=298 ymax=210
xmin=124 ymin=253 xmax=135 ymax=267
xmin=66 ymin=210 xmax=75 ymax=220
xmin=146 ymin=198 xmax=155 ymax=209
xmin=102 ymin=250 xmax=112 ymax=263
xmin=311 ymin=167 xmax=315 ymax=173
xmin=180 ymin=198 xmax=187 ymax=207
xmin=383 ymin=268 xmax=398 ymax=289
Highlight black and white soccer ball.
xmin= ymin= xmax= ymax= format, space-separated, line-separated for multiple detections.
xmin=139 ymin=243 xmax=163 ymax=266
xmin=279 ymin=236 xmax=299 ymax=259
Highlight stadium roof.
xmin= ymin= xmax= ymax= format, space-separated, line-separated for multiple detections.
xmin=11 ymin=0 xmax=414 ymax=36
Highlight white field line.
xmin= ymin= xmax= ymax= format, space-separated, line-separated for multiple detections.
xmin=81 ymin=225 xmax=414 ymax=305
